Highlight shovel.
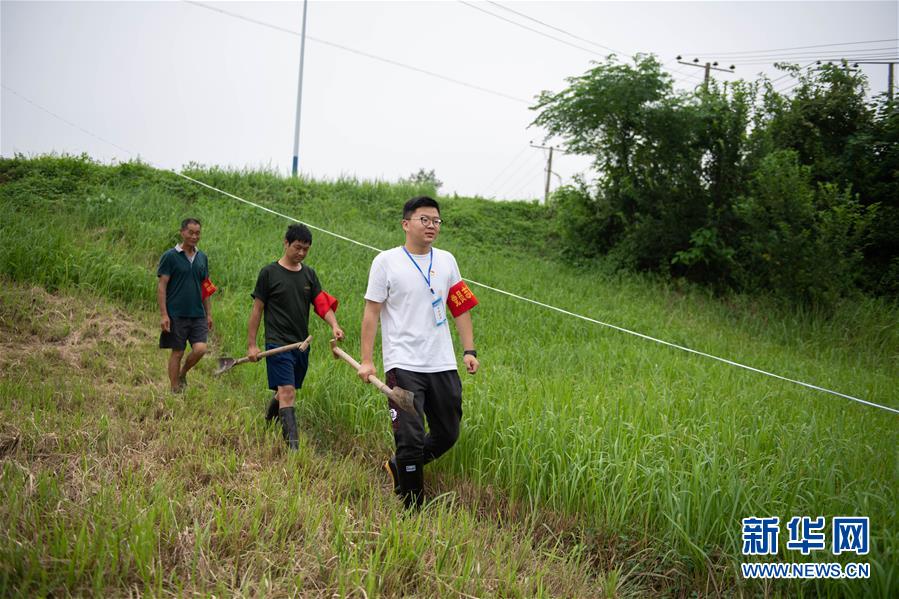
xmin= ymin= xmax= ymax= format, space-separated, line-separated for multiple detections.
xmin=215 ymin=336 xmax=312 ymax=376
xmin=329 ymin=339 xmax=416 ymax=414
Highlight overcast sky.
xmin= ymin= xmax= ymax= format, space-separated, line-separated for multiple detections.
xmin=2 ymin=1 xmax=897 ymax=200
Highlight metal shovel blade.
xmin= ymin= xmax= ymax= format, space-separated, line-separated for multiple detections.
xmin=388 ymin=386 xmax=416 ymax=414
xmin=214 ymin=357 xmax=238 ymax=377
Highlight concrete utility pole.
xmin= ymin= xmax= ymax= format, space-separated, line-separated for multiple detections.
xmin=676 ymin=56 xmax=735 ymax=91
xmin=530 ymin=143 xmax=555 ymax=204
xmin=890 ymin=63 xmax=894 ymax=103
xmin=291 ymin=0 xmax=309 ymax=177
xmin=847 ymin=61 xmax=897 ymax=103
xmin=836 ymin=61 xmax=897 ymax=103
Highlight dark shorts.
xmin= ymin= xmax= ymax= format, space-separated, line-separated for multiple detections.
xmin=265 ymin=343 xmax=310 ymax=390
xmin=159 ymin=317 xmax=208 ymax=351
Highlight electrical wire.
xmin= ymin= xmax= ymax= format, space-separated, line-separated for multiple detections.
xmin=488 ymin=150 xmax=543 ymax=198
xmin=482 ymin=146 xmax=532 ymax=195
xmin=507 ymin=175 xmax=542 ymax=201
xmin=4 ymin=83 xmax=896 ymax=416
xmin=485 ymin=1 xmax=625 ymax=56
xmin=183 ymin=1 xmax=530 ymax=105
xmin=684 ymin=38 xmax=899 ymax=57
xmin=457 ymin=0 xmax=606 ymax=58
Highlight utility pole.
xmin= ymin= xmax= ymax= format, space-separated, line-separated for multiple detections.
xmin=530 ymin=143 xmax=555 ymax=203
xmin=676 ymin=56 xmax=735 ymax=91
xmin=854 ymin=61 xmax=895 ymax=103
xmin=890 ymin=62 xmax=894 ymax=103
xmin=291 ymin=0 xmax=309 ymax=177
xmin=843 ymin=61 xmax=897 ymax=103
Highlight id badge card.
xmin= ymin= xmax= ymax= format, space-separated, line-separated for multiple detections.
xmin=431 ymin=295 xmax=447 ymax=326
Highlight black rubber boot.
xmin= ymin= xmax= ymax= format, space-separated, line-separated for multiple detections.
xmin=279 ymin=406 xmax=299 ymax=450
xmin=396 ymin=460 xmax=424 ymax=510
xmin=383 ymin=456 xmax=400 ymax=495
xmin=265 ymin=392 xmax=279 ymax=423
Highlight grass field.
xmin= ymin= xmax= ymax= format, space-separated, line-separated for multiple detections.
xmin=1 ymin=155 xmax=897 ymax=597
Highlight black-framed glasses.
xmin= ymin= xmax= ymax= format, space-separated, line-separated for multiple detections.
xmin=412 ymin=216 xmax=443 ymax=228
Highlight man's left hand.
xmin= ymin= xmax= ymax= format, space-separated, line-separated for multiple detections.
xmin=207 ymin=315 xmax=214 ymax=331
xmin=332 ymin=325 xmax=345 ymax=341
xmin=463 ymin=354 xmax=479 ymax=375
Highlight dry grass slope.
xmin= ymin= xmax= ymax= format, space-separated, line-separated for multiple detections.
xmin=0 ymin=280 xmax=631 ymax=597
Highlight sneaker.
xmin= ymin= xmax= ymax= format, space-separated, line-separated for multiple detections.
xmin=265 ymin=392 xmax=279 ymax=422
xmin=383 ymin=457 xmax=400 ymax=495
xmin=178 ymin=372 xmax=187 ymax=390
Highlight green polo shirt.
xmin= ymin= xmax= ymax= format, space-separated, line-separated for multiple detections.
xmin=157 ymin=245 xmax=209 ymax=318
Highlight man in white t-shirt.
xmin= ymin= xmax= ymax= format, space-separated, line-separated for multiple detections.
xmin=359 ymin=196 xmax=480 ymax=509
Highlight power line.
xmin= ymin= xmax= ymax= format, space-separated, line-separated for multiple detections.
xmin=684 ymin=38 xmax=899 ymax=57
xmin=488 ymin=150 xmax=542 ymax=198
xmin=485 ymin=1 xmax=625 ymax=56
xmin=183 ymin=1 xmax=530 ymax=105
xmin=774 ymin=79 xmax=805 ymax=95
xmin=730 ymin=56 xmax=899 ymax=67
xmin=505 ymin=169 xmax=543 ymax=200
xmin=482 ymin=146 xmax=531 ymax=195
xmin=5 ymin=83 xmax=895 ymax=416
xmin=1 ymin=85 xmax=137 ymax=157
xmin=769 ymin=61 xmax=818 ymax=85
xmin=457 ymin=0 xmax=606 ymax=58
xmin=722 ymin=48 xmax=899 ymax=64
xmin=722 ymin=45 xmax=899 ymax=57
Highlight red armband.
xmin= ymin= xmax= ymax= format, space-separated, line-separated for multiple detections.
xmin=447 ymin=281 xmax=478 ymax=317
xmin=313 ymin=291 xmax=339 ymax=319
xmin=201 ymin=277 xmax=217 ymax=300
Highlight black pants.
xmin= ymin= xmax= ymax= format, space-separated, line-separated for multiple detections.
xmin=386 ymin=368 xmax=463 ymax=466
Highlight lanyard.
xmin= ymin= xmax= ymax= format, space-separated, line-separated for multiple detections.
xmin=402 ymin=247 xmax=434 ymax=294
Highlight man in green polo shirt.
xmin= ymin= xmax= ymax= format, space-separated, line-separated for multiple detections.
xmin=157 ymin=218 xmax=214 ymax=393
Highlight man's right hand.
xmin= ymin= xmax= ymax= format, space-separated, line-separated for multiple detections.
xmin=161 ymin=315 xmax=171 ymax=333
xmin=357 ymin=360 xmax=376 ymax=383
xmin=247 ymin=345 xmax=261 ymax=362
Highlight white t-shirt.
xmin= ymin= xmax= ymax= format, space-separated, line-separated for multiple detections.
xmin=364 ymin=246 xmax=463 ymax=373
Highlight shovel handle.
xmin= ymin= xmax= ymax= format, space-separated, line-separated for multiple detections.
xmin=234 ymin=336 xmax=312 ymax=366
xmin=256 ymin=336 xmax=312 ymax=359
xmin=330 ymin=340 xmax=391 ymax=394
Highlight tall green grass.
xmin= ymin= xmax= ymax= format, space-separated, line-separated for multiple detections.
xmin=1 ymin=154 xmax=897 ymax=596
xmin=0 ymin=280 xmax=604 ymax=597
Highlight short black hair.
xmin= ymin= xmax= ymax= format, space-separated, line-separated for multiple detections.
xmin=403 ymin=196 xmax=440 ymax=219
xmin=180 ymin=218 xmax=201 ymax=230
xmin=285 ymin=223 xmax=312 ymax=245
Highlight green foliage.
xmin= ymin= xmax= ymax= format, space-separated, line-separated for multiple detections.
xmin=548 ymin=180 xmax=609 ymax=261
xmin=733 ymin=150 xmax=875 ymax=306
xmin=0 ymin=156 xmax=897 ymax=597
xmin=534 ymin=57 xmax=898 ymax=304
xmin=400 ymin=167 xmax=443 ymax=193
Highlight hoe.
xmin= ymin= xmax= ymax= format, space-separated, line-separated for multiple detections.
xmin=330 ymin=339 xmax=416 ymax=414
xmin=214 ymin=336 xmax=312 ymax=376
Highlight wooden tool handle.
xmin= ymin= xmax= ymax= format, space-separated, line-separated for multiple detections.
xmin=330 ymin=341 xmax=390 ymax=391
xmin=331 ymin=343 xmax=362 ymax=369
xmin=256 ymin=336 xmax=312 ymax=359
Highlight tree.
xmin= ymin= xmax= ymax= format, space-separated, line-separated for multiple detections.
xmin=532 ymin=55 xmax=894 ymax=304
xmin=402 ymin=168 xmax=443 ymax=192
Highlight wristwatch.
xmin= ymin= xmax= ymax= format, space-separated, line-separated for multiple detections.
xmin=463 ymin=349 xmax=478 ymax=358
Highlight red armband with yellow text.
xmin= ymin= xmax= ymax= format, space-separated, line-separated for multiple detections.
xmin=313 ymin=291 xmax=339 ymax=319
xmin=447 ymin=281 xmax=478 ymax=317
xmin=201 ymin=277 xmax=217 ymax=300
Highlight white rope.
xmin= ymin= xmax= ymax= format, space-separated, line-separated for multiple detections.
xmin=171 ymin=173 xmax=898 ymax=416
xmin=5 ymin=83 xmax=895 ymax=415
xmin=171 ymin=172 xmax=381 ymax=253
